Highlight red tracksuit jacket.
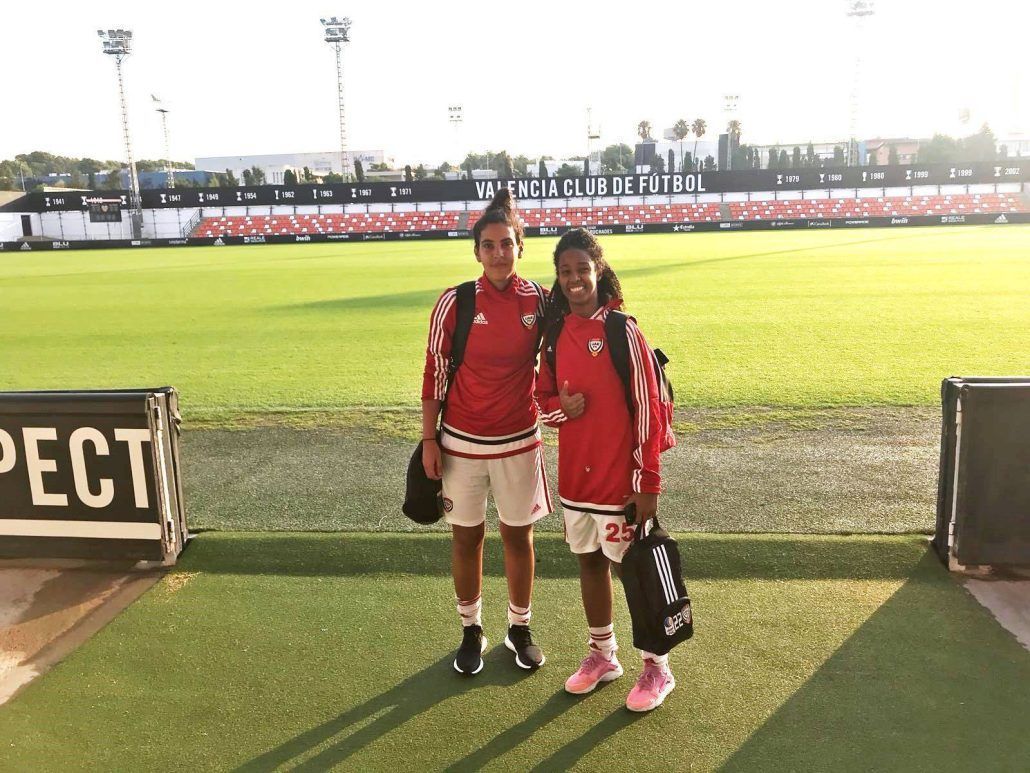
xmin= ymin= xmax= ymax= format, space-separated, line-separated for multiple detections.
xmin=535 ymin=302 xmax=662 ymax=512
xmin=422 ymin=274 xmax=547 ymax=459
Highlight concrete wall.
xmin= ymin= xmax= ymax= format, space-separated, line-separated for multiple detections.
xmin=0 ymin=214 xmax=24 ymax=241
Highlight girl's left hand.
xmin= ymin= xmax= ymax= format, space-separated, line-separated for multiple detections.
xmin=625 ymin=492 xmax=658 ymax=523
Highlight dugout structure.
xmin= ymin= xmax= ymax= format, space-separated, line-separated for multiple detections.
xmin=0 ymin=388 xmax=188 ymax=564
xmin=934 ymin=377 xmax=1030 ymax=570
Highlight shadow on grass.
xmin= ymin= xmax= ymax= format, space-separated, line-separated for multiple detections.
xmin=267 ymin=287 xmax=443 ymax=314
xmin=262 ymin=232 xmax=926 ymax=317
xmin=527 ymin=707 xmax=648 ymax=772
xmin=235 ymin=644 xmax=642 ymax=772
xmin=720 ymin=551 xmax=1030 ymax=771
xmin=236 ymin=648 xmax=541 ymax=772
xmin=439 ymin=680 xmax=643 ymax=772
xmin=180 ymin=532 xmax=928 ymax=581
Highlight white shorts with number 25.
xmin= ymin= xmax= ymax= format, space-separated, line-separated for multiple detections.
xmin=561 ymin=499 xmax=636 ymax=563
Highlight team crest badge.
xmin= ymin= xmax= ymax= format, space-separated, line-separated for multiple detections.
xmin=521 ymin=313 xmax=536 ymax=329
xmin=442 ymin=497 xmax=454 ymax=513
xmin=588 ymin=338 xmax=604 ymax=356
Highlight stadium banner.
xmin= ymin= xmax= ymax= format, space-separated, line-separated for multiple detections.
xmin=1 ymin=212 xmax=1025 ymax=252
xmin=5 ymin=161 xmax=1027 ymax=212
xmin=0 ymin=388 xmax=188 ymax=563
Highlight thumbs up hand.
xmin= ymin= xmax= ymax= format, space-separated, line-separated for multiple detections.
xmin=559 ymin=380 xmax=586 ymax=419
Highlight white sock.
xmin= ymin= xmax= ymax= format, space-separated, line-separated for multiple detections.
xmin=507 ymin=602 xmax=531 ymax=626
xmin=588 ymin=624 xmax=618 ymax=660
xmin=641 ymin=650 xmax=669 ymax=669
xmin=457 ymin=594 xmax=482 ymax=627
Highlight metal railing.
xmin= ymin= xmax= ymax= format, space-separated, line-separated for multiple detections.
xmin=181 ymin=209 xmax=202 ymax=238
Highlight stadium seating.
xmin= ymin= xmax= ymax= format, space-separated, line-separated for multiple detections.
xmin=517 ymin=204 xmax=724 ymax=226
xmin=191 ymin=194 xmax=1026 ymax=237
xmin=192 ymin=211 xmax=464 ymax=237
xmin=728 ymin=193 xmax=1024 ymax=221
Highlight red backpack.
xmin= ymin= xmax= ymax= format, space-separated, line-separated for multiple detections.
xmin=544 ymin=310 xmax=676 ymax=452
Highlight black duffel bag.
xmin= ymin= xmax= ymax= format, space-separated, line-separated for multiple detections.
xmin=402 ymin=440 xmax=444 ymax=524
xmin=620 ymin=507 xmax=694 ymax=655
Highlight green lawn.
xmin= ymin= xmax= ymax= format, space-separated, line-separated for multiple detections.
xmin=2 ymin=532 xmax=1028 ymax=771
xmin=2 ymin=226 xmax=1028 ymax=421
xmin=4 ymin=229 xmax=1029 ymax=769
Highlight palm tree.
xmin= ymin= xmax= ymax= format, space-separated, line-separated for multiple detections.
xmin=691 ymin=118 xmax=707 ymax=171
xmin=673 ymin=119 xmax=690 ymax=172
xmin=726 ymin=120 xmax=742 ymax=170
xmin=637 ymin=120 xmax=653 ymax=142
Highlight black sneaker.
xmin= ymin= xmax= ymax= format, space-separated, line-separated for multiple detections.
xmin=453 ymin=625 xmax=487 ymax=675
xmin=504 ymin=624 xmax=545 ymax=670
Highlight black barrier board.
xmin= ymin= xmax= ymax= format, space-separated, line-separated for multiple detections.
xmin=935 ymin=378 xmax=1030 ymax=568
xmin=4 ymin=161 xmax=1027 ymax=212
xmin=0 ymin=389 xmax=187 ymax=562
xmin=0 ymin=212 xmax=1026 ymax=252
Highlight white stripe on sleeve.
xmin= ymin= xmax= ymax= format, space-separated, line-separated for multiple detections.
xmin=626 ymin=319 xmax=651 ymax=490
xmin=428 ymin=289 xmax=457 ymax=400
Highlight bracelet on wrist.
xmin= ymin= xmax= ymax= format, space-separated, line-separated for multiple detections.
xmin=422 ymin=436 xmax=438 ymax=443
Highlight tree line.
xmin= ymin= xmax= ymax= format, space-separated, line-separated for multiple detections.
xmin=2 ymin=124 xmax=1016 ymax=191
xmin=0 ymin=151 xmax=199 ymax=192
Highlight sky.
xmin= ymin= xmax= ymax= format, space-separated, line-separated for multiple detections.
xmin=1 ymin=0 xmax=1026 ymax=167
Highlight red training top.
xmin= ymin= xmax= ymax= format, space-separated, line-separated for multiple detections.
xmin=535 ymin=301 xmax=662 ymax=513
xmin=422 ymin=274 xmax=547 ymax=459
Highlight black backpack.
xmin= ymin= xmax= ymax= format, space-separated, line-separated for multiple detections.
xmin=445 ymin=281 xmax=478 ymax=394
xmin=402 ymin=279 xmax=545 ymax=524
xmin=448 ymin=279 xmax=547 ymax=396
xmin=620 ymin=510 xmax=694 ymax=655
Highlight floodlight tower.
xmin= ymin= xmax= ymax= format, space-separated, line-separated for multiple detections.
xmin=448 ymin=104 xmax=463 ymax=167
xmin=846 ymin=0 xmax=874 ymax=166
xmin=586 ymin=107 xmax=601 ymax=170
xmin=98 ymin=28 xmax=143 ymax=238
xmin=321 ymin=17 xmax=353 ymax=181
xmin=153 ymin=95 xmax=174 ymax=188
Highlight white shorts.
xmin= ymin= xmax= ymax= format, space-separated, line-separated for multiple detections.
xmin=441 ymin=446 xmax=552 ymax=528
xmin=564 ymin=506 xmax=636 ymax=563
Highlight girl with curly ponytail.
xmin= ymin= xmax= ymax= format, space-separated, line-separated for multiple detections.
xmin=535 ymin=227 xmax=675 ymax=711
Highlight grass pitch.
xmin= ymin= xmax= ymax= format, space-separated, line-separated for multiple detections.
xmin=3 ymin=228 xmax=1029 ymax=769
xmin=2 ymin=226 xmax=1028 ymax=421
xmin=1 ymin=533 xmax=1028 ymax=771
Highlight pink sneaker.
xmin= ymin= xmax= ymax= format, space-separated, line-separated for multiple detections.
xmin=625 ymin=659 xmax=676 ymax=712
xmin=564 ymin=649 xmax=624 ymax=694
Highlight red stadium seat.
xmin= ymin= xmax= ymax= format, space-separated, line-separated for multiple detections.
xmin=190 ymin=193 xmax=1027 ymax=238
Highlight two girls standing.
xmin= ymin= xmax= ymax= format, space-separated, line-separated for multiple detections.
xmin=421 ymin=194 xmax=674 ymax=710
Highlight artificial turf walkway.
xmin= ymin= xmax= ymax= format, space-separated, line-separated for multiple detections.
xmin=2 ymin=532 xmax=1029 ymax=771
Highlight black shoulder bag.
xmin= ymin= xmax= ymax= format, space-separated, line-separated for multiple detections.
xmin=402 ymin=281 xmax=477 ymax=524
xmin=619 ymin=504 xmax=694 ymax=655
